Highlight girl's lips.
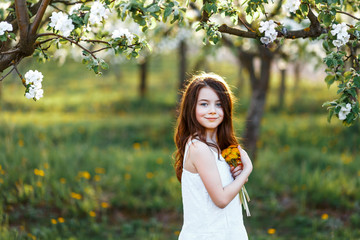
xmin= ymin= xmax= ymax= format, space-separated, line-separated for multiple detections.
xmin=206 ymin=118 xmax=218 ymax=121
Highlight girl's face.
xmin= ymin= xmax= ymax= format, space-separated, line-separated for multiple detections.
xmin=195 ymin=86 xmax=224 ymax=132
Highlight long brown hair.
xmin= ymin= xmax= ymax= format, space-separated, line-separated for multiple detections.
xmin=174 ymin=72 xmax=238 ymax=182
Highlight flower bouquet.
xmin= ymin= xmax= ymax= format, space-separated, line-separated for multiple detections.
xmin=221 ymin=145 xmax=251 ymax=217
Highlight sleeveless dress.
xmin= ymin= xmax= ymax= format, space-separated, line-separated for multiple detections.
xmin=179 ymin=139 xmax=248 ymax=240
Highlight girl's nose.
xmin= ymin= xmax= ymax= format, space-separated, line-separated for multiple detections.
xmin=209 ymin=104 xmax=216 ymax=114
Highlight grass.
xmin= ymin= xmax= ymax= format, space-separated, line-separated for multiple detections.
xmin=0 ymin=53 xmax=359 ymax=239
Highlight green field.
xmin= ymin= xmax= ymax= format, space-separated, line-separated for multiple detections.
xmin=0 ymin=54 xmax=359 ymax=240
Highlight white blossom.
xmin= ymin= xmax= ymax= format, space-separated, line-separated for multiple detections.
xmin=283 ymin=0 xmax=301 ymax=13
xmin=25 ymin=85 xmax=44 ymax=100
xmin=338 ymin=103 xmax=352 ymax=120
xmin=49 ymin=12 xmax=74 ymax=37
xmin=112 ymin=28 xmax=134 ymax=43
xmin=24 ymin=70 xmax=43 ymax=86
xmin=89 ymin=1 xmax=110 ymax=25
xmin=331 ymin=23 xmax=350 ymax=47
xmin=260 ymin=37 xmax=271 ymax=45
xmin=259 ymin=20 xmax=278 ymax=44
xmin=0 ymin=21 xmax=13 ymax=36
xmin=69 ymin=3 xmax=82 ymax=14
xmin=331 ymin=23 xmax=348 ymax=36
xmin=24 ymin=70 xmax=44 ymax=101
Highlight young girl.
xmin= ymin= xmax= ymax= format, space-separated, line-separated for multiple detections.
xmin=174 ymin=73 xmax=253 ymax=239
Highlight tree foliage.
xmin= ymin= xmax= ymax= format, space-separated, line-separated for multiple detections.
xmin=0 ymin=0 xmax=359 ymax=124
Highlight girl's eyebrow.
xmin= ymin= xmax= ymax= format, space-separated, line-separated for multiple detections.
xmin=198 ymin=99 xmax=221 ymax=102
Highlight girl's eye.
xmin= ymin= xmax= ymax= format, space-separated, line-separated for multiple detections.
xmin=216 ymin=103 xmax=222 ymax=107
xmin=200 ymin=103 xmax=208 ymax=106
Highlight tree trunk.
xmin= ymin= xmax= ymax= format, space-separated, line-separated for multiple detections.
xmin=241 ymin=46 xmax=273 ymax=159
xmin=237 ymin=60 xmax=245 ymax=96
xmin=293 ymin=61 xmax=301 ymax=91
xmin=178 ymin=40 xmax=187 ymax=101
xmin=139 ymin=57 xmax=148 ymax=99
xmin=278 ymin=69 xmax=286 ymax=109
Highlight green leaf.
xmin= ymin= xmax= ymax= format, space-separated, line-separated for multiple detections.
xmin=353 ymin=76 xmax=360 ymax=88
xmin=324 ymin=74 xmax=335 ymax=88
xmin=163 ymin=7 xmax=173 ymax=21
xmin=322 ymin=13 xmax=333 ymax=27
xmin=300 ymin=4 xmax=309 ymax=15
xmin=100 ymin=60 xmax=109 ymax=70
xmin=327 ymin=108 xmax=334 ymax=123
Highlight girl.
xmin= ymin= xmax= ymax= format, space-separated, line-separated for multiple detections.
xmin=174 ymin=73 xmax=253 ymax=239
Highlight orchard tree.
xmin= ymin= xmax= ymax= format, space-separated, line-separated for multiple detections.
xmin=0 ymin=1 xmax=359 ymax=147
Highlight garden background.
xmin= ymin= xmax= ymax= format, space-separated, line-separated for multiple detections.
xmin=0 ymin=51 xmax=360 ymax=240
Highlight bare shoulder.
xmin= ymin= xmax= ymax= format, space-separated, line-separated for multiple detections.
xmin=189 ymin=140 xmax=209 ymax=151
xmin=188 ymin=140 xmax=214 ymax=159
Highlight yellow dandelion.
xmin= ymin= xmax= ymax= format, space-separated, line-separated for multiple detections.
xmin=358 ymin=170 xmax=360 ymax=177
xmin=70 ymin=192 xmax=82 ymax=200
xmin=0 ymin=169 xmax=4 ymax=175
xmin=321 ymin=147 xmax=327 ymax=153
xmin=27 ymin=233 xmax=36 ymax=240
xmin=267 ymin=228 xmax=276 ymax=234
xmin=221 ymin=148 xmax=230 ymax=157
xmin=341 ymin=153 xmax=353 ymax=165
xmin=78 ymin=127 xmax=85 ymax=133
xmin=0 ymin=178 xmax=4 ymax=184
xmin=0 ymin=164 xmax=2 ymax=170
xmin=34 ymin=169 xmax=45 ymax=177
xmin=156 ymin=158 xmax=163 ymax=164
xmin=174 ymin=230 xmax=180 ymax=236
xmin=20 ymin=225 xmax=25 ymax=231
xmin=51 ymin=219 xmax=57 ymax=224
xmin=124 ymin=173 xmax=131 ymax=180
xmin=38 ymin=133 xmax=45 ymax=141
xmin=321 ymin=213 xmax=329 ymax=220
xmin=146 ymin=172 xmax=154 ymax=179
xmin=78 ymin=171 xmax=91 ymax=180
xmin=36 ymin=181 xmax=42 ymax=187
xmin=58 ymin=217 xmax=65 ymax=223
xmin=18 ymin=139 xmax=24 ymax=147
xmin=133 ymin=142 xmax=141 ymax=150
xmin=94 ymin=175 xmax=101 ymax=182
xmin=60 ymin=178 xmax=66 ymax=184
xmin=101 ymin=202 xmax=110 ymax=208
xmin=89 ymin=211 xmax=96 ymax=217
xmin=43 ymin=163 xmax=49 ymax=169
xmin=283 ymin=145 xmax=290 ymax=152
xmin=95 ymin=167 xmax=105 ymax=174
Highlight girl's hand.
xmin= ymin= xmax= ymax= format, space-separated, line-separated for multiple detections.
xmin=237 ymin=145 xmax=253 ymax=175
xmin=230 ymin=165 xmax=242 ymax=179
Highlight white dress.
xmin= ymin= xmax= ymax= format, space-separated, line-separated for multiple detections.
xmin=179 ymin=139 xmax=248 ymax=240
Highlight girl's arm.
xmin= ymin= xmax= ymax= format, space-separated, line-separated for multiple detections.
xmin=188 ymin=142 xmax=253 ymax=209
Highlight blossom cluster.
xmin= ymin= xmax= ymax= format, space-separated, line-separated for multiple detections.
xmin=283 ymin=0 xmax=301 ymax=13
xmin=338 ymin=103 xmax=352 ymax=120
xmin=112 ymin=28 xmax=134 ymax=44
xmin=331 ymin=23 xmax=350 ymax=48
xmin=259 ymin=20 xmax=278 ymax=45
xmin=49 ymin=12 xmax=74 ymax=37
xmin=89 ymin=1 xmax=110 ymax=25
xmin=0 ymin=21 xmax=13 ymax=36
xmin=24 ymin=70 xmax=44 ymax=101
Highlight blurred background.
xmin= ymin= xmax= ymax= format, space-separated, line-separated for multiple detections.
xmin=0 ymin=36 xmax=360 ymax=240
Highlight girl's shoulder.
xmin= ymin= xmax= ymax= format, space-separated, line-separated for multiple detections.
xmin=187 ymin=138 xmax=213 ymax=156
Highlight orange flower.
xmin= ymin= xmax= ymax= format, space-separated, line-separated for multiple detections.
xmin=221 ymin=145 xmax=242 ymax=169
